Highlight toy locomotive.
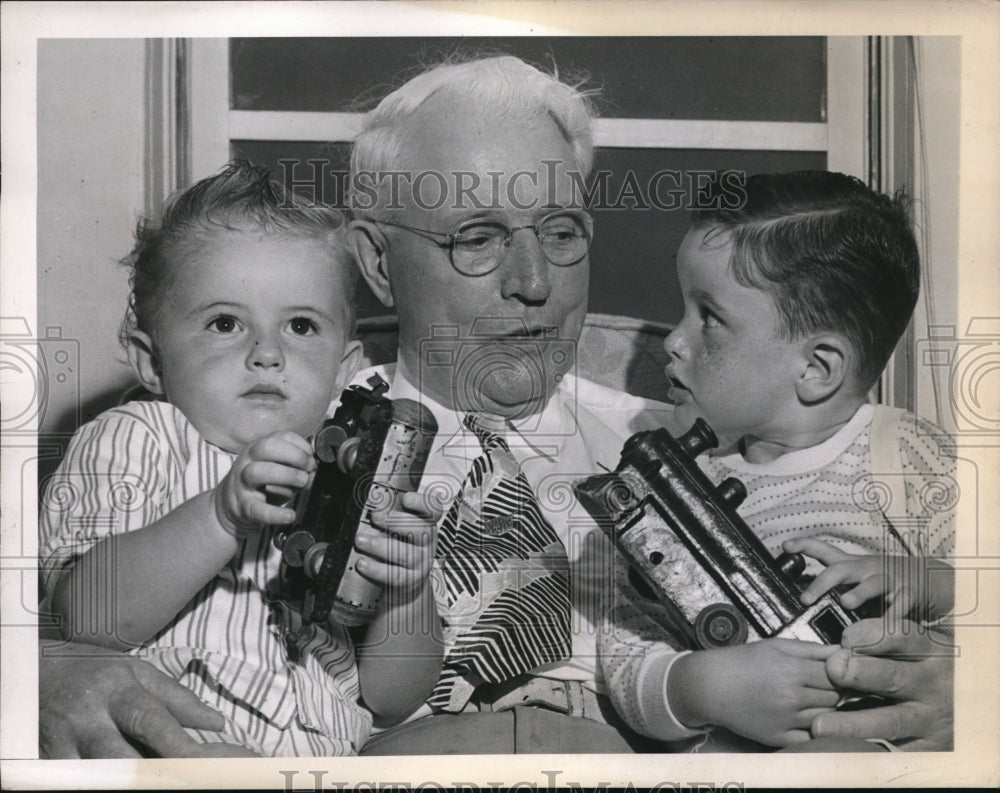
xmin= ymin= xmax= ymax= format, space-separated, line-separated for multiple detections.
xmin=273 ymin=374 xmax=437 ymax=629
xmin=574 ymin=419 xmax=860 ymax=650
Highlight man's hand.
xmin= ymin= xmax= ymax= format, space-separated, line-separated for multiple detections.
xmin=213 ymin=432 xmax=316 ymax=538
xmin=669 ymin=638 xmax=841 ymax=747
xmin=813 ymin=619 xmax=954 ymax=751
xmin=39 ymin=641 xmax=258 ymax=758
xmin=355 ymin=491 xmax=442 ymax=603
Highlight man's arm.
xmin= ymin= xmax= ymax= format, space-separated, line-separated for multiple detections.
xmin=39 ymin=640 xmax=259 ymax=758
xmin=813 ymin=618 xmax=954 ymax=751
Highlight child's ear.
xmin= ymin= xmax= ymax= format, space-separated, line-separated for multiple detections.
xmin=348 ymin=220 xmax=394 ymax=308
xmin=126 ymin=329 xmax=166 ymax=396
xmin=333 ymin=339 xmax=364 ymax=395
xmin=796 ymin=334 xmax=849 ymax=403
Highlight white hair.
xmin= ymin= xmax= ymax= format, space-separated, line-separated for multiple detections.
xmin=349 ymin=55 xmax=597 ymax=216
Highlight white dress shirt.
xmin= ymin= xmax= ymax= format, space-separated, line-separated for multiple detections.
xmin=353 ymin=358 xmax=673 ymax=696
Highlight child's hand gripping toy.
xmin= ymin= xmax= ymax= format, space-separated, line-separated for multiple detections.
xmin=575 ymin=419 xmax=862 ymax=650
xmin=273 ymin=374 xmax=438 ymax=629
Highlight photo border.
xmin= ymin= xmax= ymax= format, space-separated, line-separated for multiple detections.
xmin=2 ymin=1 xmax=998 ymax=788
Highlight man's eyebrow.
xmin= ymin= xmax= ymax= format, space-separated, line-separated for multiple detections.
xmin=536 ymin=203 xmax=585 ymax=217
xmin=453 ymin=211 xmax=498 ymax=223
xmin=444 ymin=205 xmax=581 ymax=231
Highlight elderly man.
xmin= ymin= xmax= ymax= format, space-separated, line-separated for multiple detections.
xmin=343 ymin=55 xmax=672 ymax=753
xmin=38 ymin=55 xmax=954 ymax=758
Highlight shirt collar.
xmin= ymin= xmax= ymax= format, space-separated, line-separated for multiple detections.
xmin=390 ymin=354 xmax=580 ymax=449
xmin=710 ymin=402 xmax=876 ymax=475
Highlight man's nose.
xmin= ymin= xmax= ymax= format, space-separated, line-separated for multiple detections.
xmin=247 ymin=332 xmax=285 ymax=370
xmin=500 ymin=229 xmax=552 ymax=304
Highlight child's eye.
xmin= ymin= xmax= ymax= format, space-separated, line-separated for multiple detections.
xmin=700 ymin=307 xmax=723 ymax=328
xmin=207 ymin=315 xmax=240 ymax=333
xmin=287 ymin=317 xmax=318 ymax=336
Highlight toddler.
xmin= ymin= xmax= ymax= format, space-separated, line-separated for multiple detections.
xmin=600 ymin=170 xmax=955 ymax=751
xmin=40 ymin=162 xmax=442 ymax=756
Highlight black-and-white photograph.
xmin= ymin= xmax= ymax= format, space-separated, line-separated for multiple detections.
xmin=2 ymin=1 xmax=998 ymax=789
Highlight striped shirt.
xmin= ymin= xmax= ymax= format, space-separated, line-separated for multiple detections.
xmin=39 ymin=400 xmax=371 ymax=757
xmin=600 ymin=403 xmax=957 ymax=745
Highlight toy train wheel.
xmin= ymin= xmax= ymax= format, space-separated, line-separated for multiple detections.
xmin=694 ymin=603 xmax=749 ymax=648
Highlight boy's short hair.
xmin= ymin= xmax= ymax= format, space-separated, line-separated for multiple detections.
xmin=120 ymin=160 xmax=355 ymax=346
xmin=692 ymin=170 xmax=920 ymax=392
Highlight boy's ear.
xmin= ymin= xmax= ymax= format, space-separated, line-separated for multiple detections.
xmin=796 ymin=334 xmax=849 ymax=403
xmin=126 ymin=329 xmax=166 ymax=396
xmin=333 ymin=339 xmax=364 ymax=395
xmin=348 ymin=220 xmax=394 ymax=308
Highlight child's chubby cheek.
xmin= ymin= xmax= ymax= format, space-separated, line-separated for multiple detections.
xmin=694 ymin=343 xmax=725 ymax=376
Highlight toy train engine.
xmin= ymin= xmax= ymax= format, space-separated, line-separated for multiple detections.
xmin=273 ymin=374 xmax=438 ymax=628
xmin=574 ymin=419 xmax=860 ymax=651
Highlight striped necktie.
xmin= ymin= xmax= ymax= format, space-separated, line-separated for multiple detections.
xmin=427 ymin=413 xmax=572 ymax=712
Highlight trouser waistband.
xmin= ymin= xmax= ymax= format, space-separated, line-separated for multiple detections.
xmin=468 ymin=674 xmax=609 ymax=723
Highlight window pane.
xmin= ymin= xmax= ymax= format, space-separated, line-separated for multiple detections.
xmin=587 ymin=148 xmax=827 ymax=324
xmin=233 ymin=141 xmax=825 ymax=324
xmin=231 ymin=37 xmax=826 ymax=122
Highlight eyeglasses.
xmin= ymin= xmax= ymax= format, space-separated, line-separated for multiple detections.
xmin=373 ymin=209 xmax=594 ymax=277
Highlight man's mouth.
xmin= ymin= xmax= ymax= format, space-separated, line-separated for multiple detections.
xmin=498 ymin=325 xmax=558 ymax=339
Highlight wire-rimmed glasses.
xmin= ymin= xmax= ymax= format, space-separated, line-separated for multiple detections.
xmin=373 ymin=209 xmax=594 ymax=277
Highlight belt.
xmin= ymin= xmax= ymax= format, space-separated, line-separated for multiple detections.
xmin=469 ymin=674 xmax=609 ymax=722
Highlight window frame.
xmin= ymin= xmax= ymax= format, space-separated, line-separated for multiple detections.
xmin=174 ymin=36 xmax=942 ymax=411
xmin=184 ymin=37 xmax=866 ymax=184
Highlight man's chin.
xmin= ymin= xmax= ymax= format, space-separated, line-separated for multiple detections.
xmin=451 ymin=344 xmax=561 ymax=419
xmin=465 ymin=370 xmax=556 ymax=419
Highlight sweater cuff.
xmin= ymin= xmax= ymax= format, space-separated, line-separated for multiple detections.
xmin=636 ymin=649 xmax=707 ymax=741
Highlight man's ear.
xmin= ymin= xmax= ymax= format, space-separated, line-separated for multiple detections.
xmin=796 ymin=333 xmax=850 ymax=403
xmin=334 ymin=339 xmax=364 ymax=394
xmin=349 ymin=220 xmax=394 ymax=308
xmin=126 ymin=329 xmax=166 ymax=396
